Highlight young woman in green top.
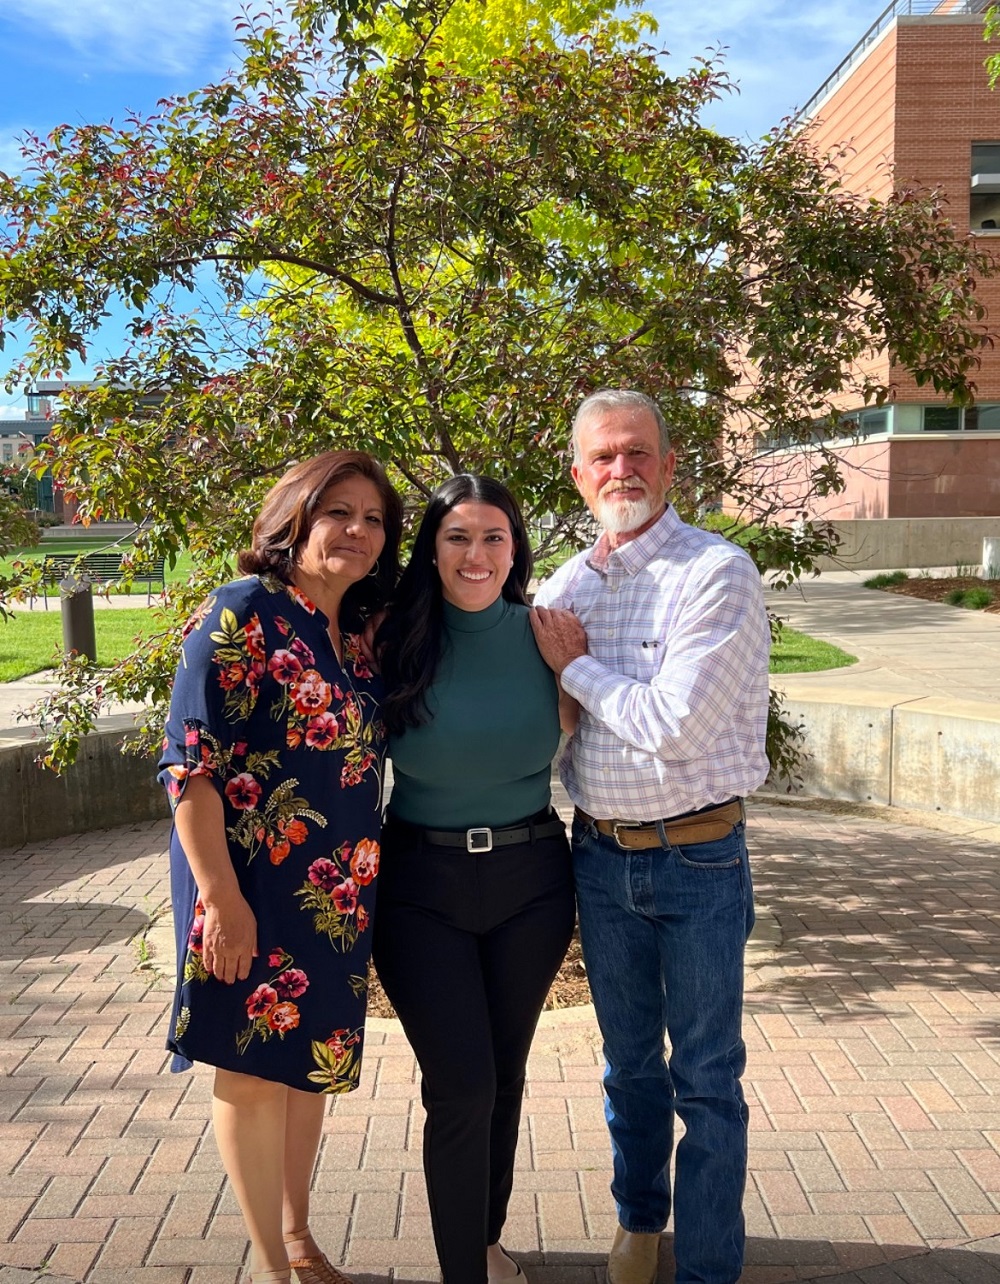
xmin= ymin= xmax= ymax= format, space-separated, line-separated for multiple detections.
xmin=374 ymin=475 xmax=576 ymax=1284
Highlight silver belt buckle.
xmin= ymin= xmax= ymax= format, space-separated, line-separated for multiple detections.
xmin=611 ymin=820 xmax=647 ymax=850
xmin=467 ymin=827 xmax=493 ymax=853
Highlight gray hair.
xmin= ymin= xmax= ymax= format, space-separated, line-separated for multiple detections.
xmin=571 ymin=389 xmax=671 ymax=464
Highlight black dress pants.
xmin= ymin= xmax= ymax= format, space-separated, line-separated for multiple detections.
xmin=372 ymin=812 xmax=575 ymax=1284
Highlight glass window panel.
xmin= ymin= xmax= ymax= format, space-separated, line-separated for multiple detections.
xmin=972 ymin=143 xmax=1000 ymax=176
xmin=923 ymin=406 xmax=962 ymax=431
xmin=859 ymin=409 xmax=888 ymax=434
xmin=965 ymin=404 xmax=1000 ymax=431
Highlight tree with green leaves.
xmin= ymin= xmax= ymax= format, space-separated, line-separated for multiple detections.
xmin=0 ymin=459 xmax=40 ymax=574
xmin=985 ymin=5 xmax=1000 ymax=84
xmin=0 ymin=0 xmax=992 ymax=768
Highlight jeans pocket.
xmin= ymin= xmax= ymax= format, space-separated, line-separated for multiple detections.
xmin=673 ymin=827 xmax=743 ymax=870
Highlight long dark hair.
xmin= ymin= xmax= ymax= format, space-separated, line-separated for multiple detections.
xmin=378 ymin=474 xmax=533 ymax=734
xmin=238 ymin=451 xmax=403 ymax=630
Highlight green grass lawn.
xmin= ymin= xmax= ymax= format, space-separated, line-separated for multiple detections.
xmin=770 ymin=625 xmax=856 ymax=675
xmin=0 ymin=608 xmax=162 ymax=682
xmin=1 ymin=609 xmax=856 ymax=684
xmin=1 ymin=537 xmax=193 ymax=584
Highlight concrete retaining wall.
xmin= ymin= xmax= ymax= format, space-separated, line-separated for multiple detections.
xmin=0 ymin=716 xmax=169 ymax=849
xmin=772 ymin=683 xmax=1000 ymax=823
xmin=813 ymin=517 xmax=1000 ymax=572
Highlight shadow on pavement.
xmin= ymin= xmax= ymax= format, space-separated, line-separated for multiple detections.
xmin=0 ymin=899 xmax=150 ymax=961
xmin=748 ymin=801 xmax=1000 ymax=1041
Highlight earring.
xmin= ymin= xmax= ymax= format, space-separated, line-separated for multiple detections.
xmin=431 ymin=557 xmax=437 ymax=566
xmin=367 ymin=561 xmax=380 ymax=579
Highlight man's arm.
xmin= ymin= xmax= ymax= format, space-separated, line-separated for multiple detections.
xmin=557 ymin=553 xmax=769 ymax=762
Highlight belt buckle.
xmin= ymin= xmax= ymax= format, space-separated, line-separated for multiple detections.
xmin=611 ymin=820 xmax=647 ymax=851
xmin=466 ymin=827 xmax=493 ymax=853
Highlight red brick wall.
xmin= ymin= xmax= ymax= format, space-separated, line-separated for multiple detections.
xmin=893 ymin=18 xmax=1000 ymax=401
xmin=808 ymin=17 xmax=1000 ymax=403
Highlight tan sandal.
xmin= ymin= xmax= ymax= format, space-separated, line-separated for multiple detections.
xmin=288 ymin=1255 xmax=354 ymax=1284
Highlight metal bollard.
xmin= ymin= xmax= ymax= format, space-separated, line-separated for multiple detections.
xmin=59 ymin=574 xmax=98 ymax=663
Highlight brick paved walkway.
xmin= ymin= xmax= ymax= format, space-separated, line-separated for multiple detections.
xmin=3 ymin=799 xmax=1000 ymax=1283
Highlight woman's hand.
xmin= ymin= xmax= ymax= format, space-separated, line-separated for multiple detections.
xmin=358 ymin=607 xmax=389 ymax=669
xmin=174 ymin=774 xmax=258 ymax=985
xmin=201 ymin=892 xmax=258 ymax=984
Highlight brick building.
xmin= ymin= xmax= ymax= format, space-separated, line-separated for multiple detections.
xmin=754 ymin=0 xmax=1000 ymax=522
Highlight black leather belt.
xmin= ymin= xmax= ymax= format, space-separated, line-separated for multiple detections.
xmin=575 ymin=799 xmax=744 ymax=850
xmin=391 ymin=808 xmax=566 ymax=853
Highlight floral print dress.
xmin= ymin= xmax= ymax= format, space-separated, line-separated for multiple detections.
xmin=158 ymin=573 xmax=383 ymax=1093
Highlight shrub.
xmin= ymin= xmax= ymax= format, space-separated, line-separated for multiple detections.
xmin=864 ymin=570 xmax=909 ymax=589
xmin=944 ymin=586 xmax=994 ymax=609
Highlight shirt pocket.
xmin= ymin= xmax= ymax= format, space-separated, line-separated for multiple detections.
xmin=627 ymin=638 xmax=664 ymax=681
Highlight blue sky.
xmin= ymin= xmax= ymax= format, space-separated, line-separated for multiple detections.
xmin=0 ymin=0 xmax=887 ymax=414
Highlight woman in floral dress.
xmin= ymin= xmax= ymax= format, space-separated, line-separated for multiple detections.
xmin=158 ymin=451 xmax=401 ymax=1284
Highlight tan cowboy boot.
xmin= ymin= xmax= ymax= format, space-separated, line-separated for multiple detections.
xmin=606 ymin=1225 xmax=660 ymax=1284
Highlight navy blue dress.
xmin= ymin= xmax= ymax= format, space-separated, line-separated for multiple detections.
xmin=158 ymin=573 xmax=384 ymax=1093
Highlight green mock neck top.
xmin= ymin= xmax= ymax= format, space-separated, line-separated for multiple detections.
xmin=388 ymin=596 xmax=560 ymax=828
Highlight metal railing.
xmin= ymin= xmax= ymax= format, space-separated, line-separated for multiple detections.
xmin=800 ymin=0 xmax=992 ymax=120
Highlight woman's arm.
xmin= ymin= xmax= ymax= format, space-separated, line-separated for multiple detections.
xmin=558 ymin=681 xmax=579 ymax=736
xmin=174 ymin=774 xmax=257 ymax=985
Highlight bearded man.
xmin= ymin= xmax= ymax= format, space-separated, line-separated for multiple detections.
xmin=531 ymin=389 xmax=770 ymax=1284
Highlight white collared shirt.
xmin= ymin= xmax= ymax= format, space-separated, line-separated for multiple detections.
xmin=534 ymin=505 xmax=770 ymax=822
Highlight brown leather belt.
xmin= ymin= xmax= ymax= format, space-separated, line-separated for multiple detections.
xmin=575 ymin=799 xmax=745 ymax=850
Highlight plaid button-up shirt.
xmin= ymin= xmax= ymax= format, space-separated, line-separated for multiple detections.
xmin=534 ymin=505 xmax=770 ymax=822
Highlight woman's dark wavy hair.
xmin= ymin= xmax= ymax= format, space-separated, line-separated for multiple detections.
xmin=238 ymin=451 xmax=403 ymax=630
xmin=378 ymin=474 xmax=533 ymax=734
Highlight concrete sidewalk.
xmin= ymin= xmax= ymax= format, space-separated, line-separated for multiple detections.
xmin=765 ymin=569 xmax=1000 ymax=704
xmin=3 ymin=795 xmax=1000 ymax=1283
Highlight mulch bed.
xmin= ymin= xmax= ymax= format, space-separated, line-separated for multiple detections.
xmin=873 ymin=574 xmax=1000 ymax=613
xmin=368 ymin=926 xmax=592 ymax=1018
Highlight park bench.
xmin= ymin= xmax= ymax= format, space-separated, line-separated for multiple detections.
xmin=39 ymin=551 xmax=166 ymax=607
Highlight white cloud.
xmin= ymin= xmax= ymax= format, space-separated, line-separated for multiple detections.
xmin=2 ymin=0 xmax=238 ymax=75
xmin=0 ymin=399 xmax=28 ymax=419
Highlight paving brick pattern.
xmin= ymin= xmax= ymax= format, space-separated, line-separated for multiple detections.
xmin=2 ymin=798 xmax=1000 ymax=1282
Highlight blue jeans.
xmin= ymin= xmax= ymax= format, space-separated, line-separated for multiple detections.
xmin=572 ymin=814 xmax=754 ymax=1284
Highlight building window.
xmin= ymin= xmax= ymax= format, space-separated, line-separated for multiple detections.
xmin=923 ymin=406 xmax=962 ymax=431
xmin=964 ymin=404 xmax=1000 ymax=430
xmin=839 ymin=407 xmax=889 ymax=436
xmin=971 ymin=143 xmax=1000 ymax=230
xmin=922 ymin=405 xmax=1000 ymax=432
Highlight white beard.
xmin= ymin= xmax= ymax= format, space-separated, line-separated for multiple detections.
xmin=594 ymin=488 xmax=661 ymax=535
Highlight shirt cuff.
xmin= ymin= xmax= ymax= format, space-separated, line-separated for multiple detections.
xmin=559 ymin=655 xmax=608 ymax=704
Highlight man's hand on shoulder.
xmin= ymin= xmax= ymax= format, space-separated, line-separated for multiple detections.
xmin=530 ymin=606 xmax=588 ymax=675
